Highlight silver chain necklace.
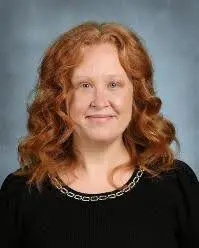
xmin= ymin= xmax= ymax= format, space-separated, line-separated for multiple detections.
xmin=49 ymin=168 xmax=144 ymax=202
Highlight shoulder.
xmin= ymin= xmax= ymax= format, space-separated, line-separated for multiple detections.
xmin=171 ymin=159 xmax=199 ymax=186
xmin=172 ymin=159 xmax=199 ymax=196
xmin=147 ymin=159 xmax=199 ymax=200
xmin=174 ymin=159 xmax=198 ymax=180
xmin=0 ymin=170 xmax=30 ymax=198
xmin=155 ymin=159 xmax=199 ymax=204
xmin=156 ymin=159 xmax=199 ymax=183
xmin=171 ymin=160 xmax=199 ymax=246
xmin=0 ymin=171 xmax=35 ymax=246
xmin=0 ymin=170 xmax=41 ymax=216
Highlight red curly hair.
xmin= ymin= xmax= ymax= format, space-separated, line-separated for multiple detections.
xmin=15 ymin=21 xmax=180 ymax=191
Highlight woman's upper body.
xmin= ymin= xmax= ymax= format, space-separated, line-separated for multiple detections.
xmin=2 ymin=21 xmax=197 ymax=248
xmin=0 ymin=159 xmax=199 ymax=248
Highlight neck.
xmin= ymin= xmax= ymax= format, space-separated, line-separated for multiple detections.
xmin=72 ymin=134 xmax=131 ymax=180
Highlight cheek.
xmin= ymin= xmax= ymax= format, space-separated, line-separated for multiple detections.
xmin=116 ymin=94 xmax=132 ymax=112
xmin=70 ymin=102 xmax=85 ymax=115
xmin=69 ymin=96 xmax=88 ymax=118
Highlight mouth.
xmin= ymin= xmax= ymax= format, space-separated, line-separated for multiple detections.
xmin=86 ymin=116 xmax=115 ymax=123
xmin=86 ymin=114 xmax=116 ymax=118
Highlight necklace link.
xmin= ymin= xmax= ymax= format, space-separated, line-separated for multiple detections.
xmin=49 ymin=169 xmax=144 ymax=202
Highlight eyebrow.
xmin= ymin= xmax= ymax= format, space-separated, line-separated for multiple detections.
xmin=72 ymin=74 xmax=124 ymax=80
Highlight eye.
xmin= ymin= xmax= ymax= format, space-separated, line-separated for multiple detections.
xmin=109 ymin=81 xmax=121 ymax=88
xmin=79 ymin=81 xmax=121 ymax=89
xmin=79 ymin=82 xmax=91 ymax=88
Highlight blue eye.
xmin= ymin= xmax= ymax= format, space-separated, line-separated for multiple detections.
xmin=109 ymin=81 xmax=120 ymax=88
xmin=79 ymin=81 xmax=121 ymax=89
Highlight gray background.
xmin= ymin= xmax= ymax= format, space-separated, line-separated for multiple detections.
xmin=0 ymin=0 xmax=198 ymax=185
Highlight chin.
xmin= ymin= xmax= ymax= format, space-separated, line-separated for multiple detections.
xmin=87 ymin=133 xmax=120 ymax=142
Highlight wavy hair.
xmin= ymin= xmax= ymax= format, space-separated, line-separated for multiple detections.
xmin=15 ymin=21 xmax=180 ymax=191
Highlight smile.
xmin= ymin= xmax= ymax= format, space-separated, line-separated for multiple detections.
xmin=86 ymin=116 xmax=114 ymax=123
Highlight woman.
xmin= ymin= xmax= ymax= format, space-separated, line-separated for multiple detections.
xmin=0 ymin=21 xmax=199 ymax=248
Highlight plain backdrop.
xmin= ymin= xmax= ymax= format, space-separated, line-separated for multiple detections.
xmin=0 ymin=0 xmax=199 ymax=185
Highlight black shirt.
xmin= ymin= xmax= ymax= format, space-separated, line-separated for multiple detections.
xmin=0 ymin=159 xmax=199 ymax=248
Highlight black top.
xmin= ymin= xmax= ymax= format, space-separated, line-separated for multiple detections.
xmin=0 ymin=159 xmax=199 ymax=248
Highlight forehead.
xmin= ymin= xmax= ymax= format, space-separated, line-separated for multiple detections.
xmin=71 ymin=43 xmax=128 ymax=80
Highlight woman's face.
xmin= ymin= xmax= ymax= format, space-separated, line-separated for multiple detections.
xmin=68 ymin=43 xmax=133 ymax=143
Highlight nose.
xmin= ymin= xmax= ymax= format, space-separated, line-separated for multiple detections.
xmin=90 ymin=89 xmax=110 ymax=108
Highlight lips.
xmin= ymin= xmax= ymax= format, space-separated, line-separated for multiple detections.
xmin=86 ymin=115 xmax=115 ymax=118
xmin=86 ymin=115 xmax=114 ymax=123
